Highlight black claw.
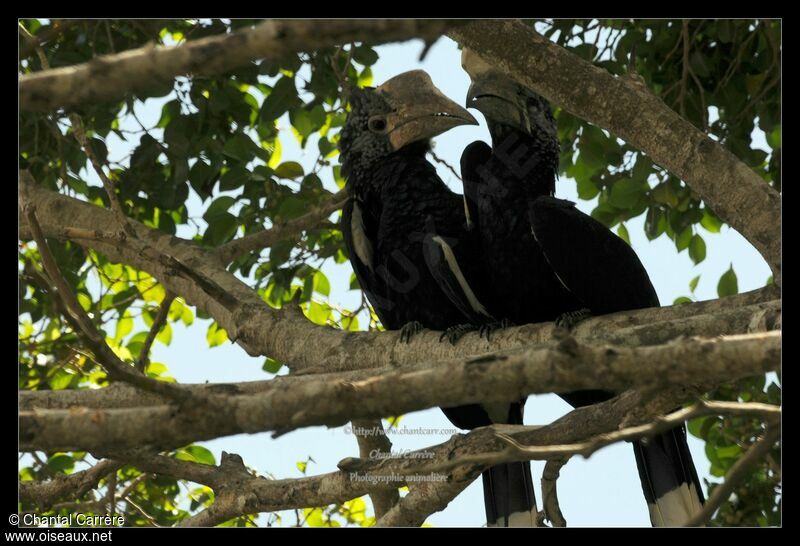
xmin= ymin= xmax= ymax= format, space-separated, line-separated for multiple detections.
xmin=478 ymin=318 xmax=515 ymax=341
xmin=399 ymin=321 xmax=424 ymax=343
xmin=440 ymin=324 xmax=478 ymax=345
xmin=554 ymin=308 xmax=592 ymax=329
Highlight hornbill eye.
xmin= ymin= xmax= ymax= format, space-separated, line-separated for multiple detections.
xmin=368 ymin=116 xmax=388 ymax=133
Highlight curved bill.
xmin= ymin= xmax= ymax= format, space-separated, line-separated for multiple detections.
xmin=377 ymin=70 xmax=478 ymax=151
xmin=462 ymin=47 xmax=528 ymax=129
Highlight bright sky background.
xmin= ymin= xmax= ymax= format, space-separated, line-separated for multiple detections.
xmin=27 ymin=29 xmax=774 ymax=527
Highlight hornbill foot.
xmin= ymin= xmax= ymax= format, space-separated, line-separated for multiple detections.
xmin=478 ymin=318 xmax=515 ymax=341
xmin=439 ymin=324 xmax=478 ymax=345
xmin=399 ymin=321 xmax=425 ymax=343
xmin=555 ymin=308 xmax=592 ymax=329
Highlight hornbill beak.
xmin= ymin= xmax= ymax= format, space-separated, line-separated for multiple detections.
xmin=462 ymin=47 xmax=528 ymax=129
xmin=376 ymin=70 xmax=478 ymax=151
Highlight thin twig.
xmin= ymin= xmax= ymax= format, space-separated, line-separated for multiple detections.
xmin=427 ymin=149 xmax=462 ymax=182
xmin=19 ymin=172 xmax=192 ymax=403
xmin=421 ymin=401 xmax=780 ymax=474
xmin=68 ymin=114 xmax=135 ymax=237
xmin=136 ymin=292 xmax=176 ymax=373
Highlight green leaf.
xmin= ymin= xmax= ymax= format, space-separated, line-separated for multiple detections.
xmin=48 ymin=369 xmax=76 ymax=391
xmin=689 ymin=275 xmax=701 ymax=293
xmin=276 ymin=195 xmax=308 ymax=220
xmin=275 ymin=161 xmax=304 ymax=179
xmin=176 ymin=445 xmax=216 ymax=466
xmin=651 ymin=183 xmax=679 ymax=208
xmin=766 ymin=124 xmax=781 ymax=149
xmin=675 ymin=226 xmax=693 ymax=252
xmin=688 ymin=234 xmax=706 ymax=264
xmin=263 ymin=357 xmax=283 ymax=374
xmin=352 ymin=45 xmax=379 ymax=66
xmin=206 ymin=322 xmax=228 ymax=348
xmin=222 ymin=134 xmax=253 ymax=162
xmin=203 ymin=196 xmax=236 ymax=221
xmin=115 ymin=310 xmax=134 ymax=342
xmin=46 ymin=454 xmax=75 ymax=473
xmin=608 ymin=178 xmax=645 ymax=209
xmin=304 ymin=301 xmax=330 ymax=325
xmin=717 ymin=265 xmax=739 ymax=298
xmin=204 ymin=212 xmax=239 ymax=246
xmin=700 ymin=208 xmax=723 ymax=233
xmin=349 ymin=272 xmax=360 ymax=290
xmin=645 ymin=207 xmax=665 ymax=240
xmin=156 ymin=323 xmax=173 ymax=345
xmin=290 ymin=105 xmax=326 ymax=140
xmin=77 ymin=292 xmax=93 ymax=312
xmin=260 ymin=76 xmax=298 ymax=122
xmin=673 ymin=296 xmax=693 ymax=305
xmin=313 ymin=270 xmax=330 ymax=296
xmin=616 ymin=223 xmax=631 ymax=245
xmin=219 ymin=165 xmax=249 ymax=191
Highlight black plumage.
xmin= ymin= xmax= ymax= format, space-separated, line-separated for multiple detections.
xmin=460 ymin=49 xmax=704 ymax=526
xmin=339 ymin=71 xmax=536 ymax=527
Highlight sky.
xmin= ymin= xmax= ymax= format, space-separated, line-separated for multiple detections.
xmin=26 ymin=30 xmax=774 ymax=527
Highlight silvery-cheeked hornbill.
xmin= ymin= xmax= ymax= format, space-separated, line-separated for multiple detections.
xmin=459 ymin=48 xmax=704 ymax=526
xmin=339 ymin=70 xmax=537 ymax=527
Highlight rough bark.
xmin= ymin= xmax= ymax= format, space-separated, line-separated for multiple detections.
xmin=449 ymin=20 xmax=782 ymax=285
xmin=351 ymin=419 xmax=400 ymax=519
xmin=20 ymin=332 xmax=780 ymax=453
xmin=19 ymin=459 xmax=123 ymax=511
xmin=20 ymin=20 xmax=462 ymax=112
xmin=19 ymin=173 xmax=780 ymax=374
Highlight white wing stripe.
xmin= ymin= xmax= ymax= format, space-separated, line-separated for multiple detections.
xmin=431 ymin=235 xmax=492 ymax=318
xmin=351 ymin=202 xmax=374 ymax=272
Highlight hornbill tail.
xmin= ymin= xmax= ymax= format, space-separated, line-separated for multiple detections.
xmin=483 ymin=461 xmax=538 ymax=527
xmin=633 ymin=425 xmax=705 ymax=527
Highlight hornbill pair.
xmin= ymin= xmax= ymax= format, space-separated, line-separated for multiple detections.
xmin=338 ymin=52 xmax=703 ymax=527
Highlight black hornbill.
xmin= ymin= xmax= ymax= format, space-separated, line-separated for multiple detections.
xmin=459 ymin=48 xmax=705 ymax=526
xmin=339 ymin=70 xmax=537 ymax=527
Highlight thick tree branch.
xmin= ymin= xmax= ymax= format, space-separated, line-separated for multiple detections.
xmin=20 ymin=172 xmax=780 ymax=373
xmin=351 ymin=419 xmax=399 ymax=519
xmin=19 ymin=332 xmax=779 ymax=453
xmin=449 ymin=20 xmax=781 ymax=285
xmin=20 ymin=20 xmax=462 ymax=112
xmin=375 ymin=477 xmax=474 ymax=527
xmin=214 ymin=190 xmax=347 ymax=265
xmin=19 ymin=459 xmax=123 ymax=511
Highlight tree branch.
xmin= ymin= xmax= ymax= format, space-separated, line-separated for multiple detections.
xmin=19 ymin=172 xmax=781 ymax=373
xmin=448 ymin=20 xmax=781 ymax=285
xmin=135 ymin=292 xmax=176 ymax=373
xmin=19 ymin=175 xmax=194 ymax=404
xmin=19 ymin=459 xmax=123 ymax=511
xmin=375 ymin=477 xmax=474 ymax=527
xmin=19 ymin=332 xmax=779 ymax=453
xmin=20 ymin=19 xmax=463 ymax=112
xmin=420 ymin=400 xmax=781 ymax=474
xmin=541 ymin=458 xmax=567 ymax=527
xmin=214 ymin=190 xmax=347 ymax=265
xmin=351 ymin=419 xmax=399 ymax=519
